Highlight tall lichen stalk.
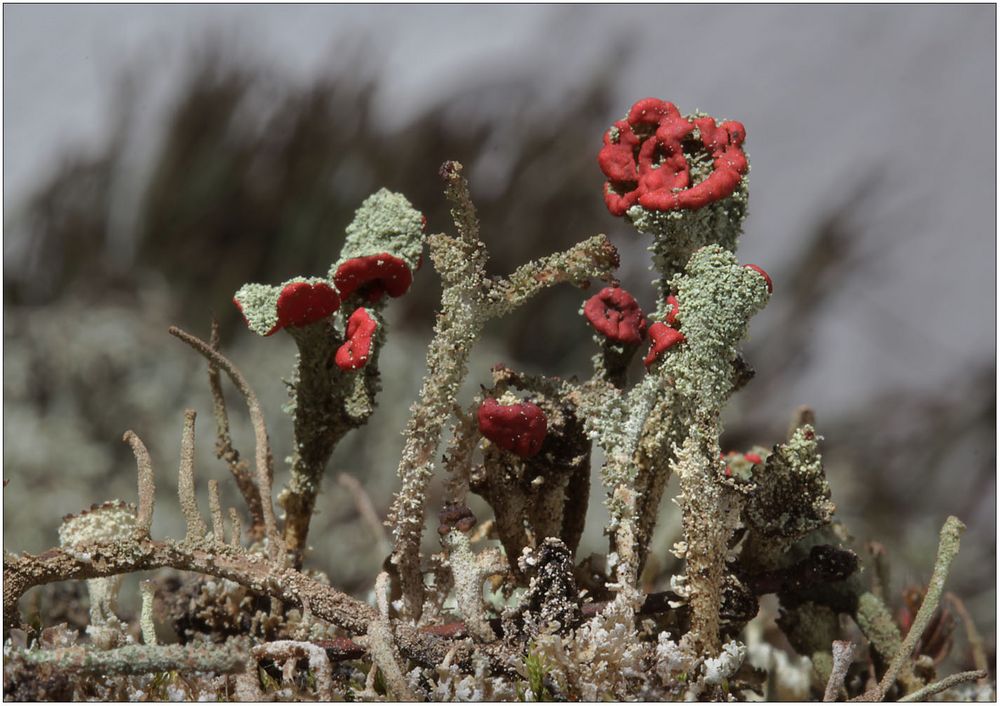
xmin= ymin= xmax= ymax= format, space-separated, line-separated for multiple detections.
xmin=3 ymin=97 xmax=991 ymax=702
xmin=387 ymin=161 xmax=618 ymax=618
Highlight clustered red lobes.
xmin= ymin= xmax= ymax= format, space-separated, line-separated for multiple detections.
xmin=333 ymin=253 xmax=414 ymax=303
xmin=643 ymin=322 xmax=685 ymax=367
xmin=334 ymin=307 xmax=379 ymax=371
xmin=598 ymin=98 xmax=748 ymax=217
xmin=583 ymin=286 xmax=647 ymax=345
xmin=477 ymin=398 xmax=548 ymax=458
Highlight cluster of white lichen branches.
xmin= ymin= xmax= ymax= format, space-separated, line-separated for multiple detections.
xmin=3 ymin=97 xmax=991 ymax=702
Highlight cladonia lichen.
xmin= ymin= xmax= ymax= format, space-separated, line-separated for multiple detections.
xmin=2 ymin=97 xmax=986 ymax=703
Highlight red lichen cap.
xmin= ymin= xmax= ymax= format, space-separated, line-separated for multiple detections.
xmin=276 ymin=280 xmax=341 ymax=329
xmin=745 ymin=264 xmax=773 ymax=294
xmin=334 ymin=307 xmax=379 ymax=371
xmin=334 ymin=253 xmax=414 ymax=303
xmin=583 ymin=286 xmax=647 ymax=345
xmin=599 ymin=98 xmax=748 ymax=216
xmin=744 ymin=452 xmax=763 ymax=465
xmin=477 ymin=397 xmax=548 ymax=458
xmin=643 ymin=322 xmax=686 ymax=367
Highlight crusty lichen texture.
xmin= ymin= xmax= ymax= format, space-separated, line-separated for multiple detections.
xmin=3 ymin=98 xmax=988 ymax=703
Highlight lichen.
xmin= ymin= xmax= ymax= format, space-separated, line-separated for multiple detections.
xmin=3 ymin=97 xmax=987 ymax=704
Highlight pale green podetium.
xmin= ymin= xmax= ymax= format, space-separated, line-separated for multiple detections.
xmin=331 ymin=188 xmax=425 ymax=274
xmin=663 ymin=245 xmax=770 ymax=416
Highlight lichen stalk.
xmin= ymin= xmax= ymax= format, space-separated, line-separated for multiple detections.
xmin=386 ymin=181 xmax=490 ymax=617
xmin=442 ymin=529 xmax=498 ymax=643
xmin=659 ymin=246 xmax=771 ymax=653
xmin=278 ymin=322 xmax=352 ymax=563
xmin=208 ymin=479 xmax=225 ymax=542
xmin=861 ymin=516 xmax=965 ymax=701
xmin=388 ymin=162 xmax=618 ymax=619
xmin=122 ymin=430 xmax=155 ymax=538
xmin=177 ymin=409 xmax=208 ymax=541
xmin=168 ymin=326 xmax=282 ymax=556
xmin=366 ymin=571 xmax=418 ymax=700
xmin=208 ymin=319 xmax=265 ymax=540
xmin=139 ymin=579 xmax=157 ymax=645
xmin=8 ymin=639 xmax=250 ymax=675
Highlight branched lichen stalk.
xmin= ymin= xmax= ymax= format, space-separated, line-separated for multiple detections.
xmin=387 ymin=162 xmax=618 ymax=619
xmin=386 ymin=168 xmax=490 ymax=618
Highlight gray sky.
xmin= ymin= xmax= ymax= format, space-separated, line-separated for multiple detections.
xmin=4 ymin=4 xmax=996 ymax=416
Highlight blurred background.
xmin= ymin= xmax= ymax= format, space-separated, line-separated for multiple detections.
xmin=4 ymin=3 xmax=995 ymax=663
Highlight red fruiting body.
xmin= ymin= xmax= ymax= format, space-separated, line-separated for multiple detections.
xmin=583 ymin=286 xmax=647 ymax=345
xmin=477 ymin=398 xmax=548 ymax=458
xmin=745 ymin=264 xmax=773 ymax=293
xmin=275 ymin=281 xmax=341 ymax=331
xmin=334 ymin=308 xmax=379 ymax=371
xmin=744 ymin=452 xmax=763 ymax=465
xmin=334 ymin=253 xmax=414 ymax=303
xmin=664 ymin=294 xmax=680 ymax=327
xmin=598 ymin=98 xmax=748 ymax=216
xmin=643 ymin=322 xmax=685 ymax=367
